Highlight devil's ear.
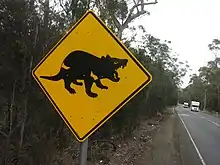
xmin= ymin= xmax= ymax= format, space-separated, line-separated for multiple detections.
xmin=106 ymin=54 xmax=111 ymax=59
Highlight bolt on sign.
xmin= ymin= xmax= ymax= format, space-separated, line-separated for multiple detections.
xmin=32 ymin=10 xmax=152 ymax=142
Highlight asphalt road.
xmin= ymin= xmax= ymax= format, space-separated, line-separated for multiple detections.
xmin=176 ymin=105 xmax=220 ymax=165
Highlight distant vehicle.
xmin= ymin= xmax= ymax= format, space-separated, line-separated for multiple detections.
xmin=190 ymin=101 xmax=200 ymax=112
xmin=183 ymin=102 xmax=189 ymax=108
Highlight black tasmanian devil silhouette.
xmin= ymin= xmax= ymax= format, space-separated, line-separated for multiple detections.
xmin=40 ymin=50 xmax=128 ymax=98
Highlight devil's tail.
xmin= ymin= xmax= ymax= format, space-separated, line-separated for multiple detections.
xmin=40 ymin=67 xmax=66 ymax=81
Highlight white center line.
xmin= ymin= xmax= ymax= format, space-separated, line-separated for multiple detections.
xmin=205 ymin=119 xmax=220 ymax=127
xmin=188 ymin=111 xmax=220 ymax=128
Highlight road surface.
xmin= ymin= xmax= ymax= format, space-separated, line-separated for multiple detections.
xmin=176 ymin=105 xmax=220 ymax=165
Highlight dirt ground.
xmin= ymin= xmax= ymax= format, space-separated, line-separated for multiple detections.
xmin=134 ymin=108 xmax=181 ymax=165
xmin=87 ymin=108 xmax=173 ymax=165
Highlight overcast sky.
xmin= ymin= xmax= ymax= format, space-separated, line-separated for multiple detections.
xmin=128 ymin=0 xmax=220 ymax=88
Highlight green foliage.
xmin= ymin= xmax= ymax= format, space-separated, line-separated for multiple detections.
xmin=179 ymin=38 xmax=220 ymax=112
xmin=208 ymin=39 xmax=220 ymax=56
xmin=0 ymin=0 xmax=186 ymax=164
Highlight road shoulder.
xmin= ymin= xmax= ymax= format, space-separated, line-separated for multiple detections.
xmin=135 ymin=108 xmax=180 ymax=165
xmin=135 ymin=108 xmax=202 ymax=165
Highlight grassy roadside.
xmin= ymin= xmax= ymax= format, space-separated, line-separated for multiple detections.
xmin=202 ymin=110 xmax=220 ymax=117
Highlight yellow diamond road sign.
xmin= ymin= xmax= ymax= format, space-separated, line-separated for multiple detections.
xmin=32 ymin=10 xmax=152 ymax=142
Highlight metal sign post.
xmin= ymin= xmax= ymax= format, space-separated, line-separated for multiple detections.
xmin=80 ymin=138 xmax=89 ymax=165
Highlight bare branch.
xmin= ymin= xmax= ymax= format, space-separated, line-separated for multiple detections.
xmin=133 ymin=0 xmax=140 ymax=13
xmin=33 ymin=20 xmax=39 ymax=48
xmin=123 ymin=10 xmax=146 ymax=28
xmin=18 ymin=97 xmax=27 ymax=154
xmin=59 ymin=0 xmax=70 ymax=15
xmin=115 ymin=0 xmax=157 ymax=39
xmin=8 ymin=80 xmax=16 ymax=134
xmin=110 ymin=14 xmax=121 ymax=29
xmin=0 ymin=130 xmax=7 ymax=137
xmin=140 ymin=0 xmax=144 ymax=11
xmin=124 ymin=0 xmax=157 ymax=27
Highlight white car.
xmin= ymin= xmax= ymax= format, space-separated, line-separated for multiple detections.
xmin=183 ymin=102 xmax=189 ymax=108
xmin=191 ymin=105 xmax=199 ymax=112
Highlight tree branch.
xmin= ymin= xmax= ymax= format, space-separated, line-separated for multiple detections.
xmin=8 ymin=80 xmax=16 ymax=134
xmin=110 ymin=13 xmax=121 ymax=29
xmin=0 ymin=130 xmax=7 ymax=137
xmin=123 ymin=0 xmax=157 ymax=27
xmin=133 ymin=0 xmax=140 ymax=13
xmin=59 ymin=0 xmax=70 ymax=15
xmin=123 ymin=10 xmax=147 ymax=27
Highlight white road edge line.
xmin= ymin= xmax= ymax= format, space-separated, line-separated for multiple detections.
xmin=177 ymin=111 xmax=206 ymax=165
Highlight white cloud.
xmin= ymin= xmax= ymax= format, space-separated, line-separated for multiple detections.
xmin=129 ymin=0 xmax=220 ymax=88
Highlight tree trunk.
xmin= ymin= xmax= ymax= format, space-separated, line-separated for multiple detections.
xmin=218 ymin=86 xmax=220 ymax=112
xmin=203 ymin=89 xmax=207 ymax=111
xmin=9 ymin=80 xmax=16 ymax=134
xmin=44 ymin=0 xmax=49 ymax=34
xmin=71 ymin=0 xmax=77 ymax=22
xmin=2 ymin=80 xmax=17 ymax=165
xmin=43 ymin=0 xmax=49 ymax=54
xmin=117 ymin=27 xmax=123 ymax=40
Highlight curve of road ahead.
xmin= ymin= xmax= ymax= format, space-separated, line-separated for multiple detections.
xmin=176 ymin=105 xmax=220 ymax=165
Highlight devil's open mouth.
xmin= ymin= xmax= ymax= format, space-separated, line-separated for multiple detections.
xmin=112 ymin=71 xmax=120 ymax=82
xmin=121 ymin=63 xmax=126 ymax=69
xmin=112 ymin=60 xmax=128 ymax=82
xmin=119 ymin=60 xmax=128 ymax=69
